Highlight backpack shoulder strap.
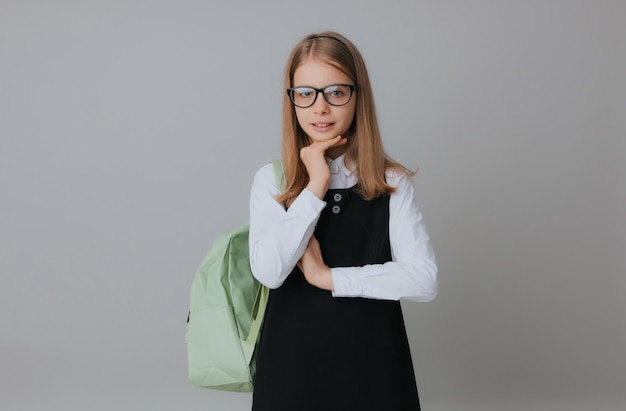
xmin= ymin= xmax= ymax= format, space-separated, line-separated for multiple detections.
xmin=270 ymin=159 xmax=285 ymax=191
xmin=245 ymin=159 xmax=283 ymax=349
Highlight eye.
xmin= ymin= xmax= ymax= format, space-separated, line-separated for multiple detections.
xmin=293 ymin=87 xmax=314 ymax=98
xmin=324 ymin=86 xmax=343 ymax=97
xmin=325 ymin=85 xmax=351 ymax=100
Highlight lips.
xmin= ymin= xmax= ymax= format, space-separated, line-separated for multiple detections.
xmin=312 ymin=122 xmax=335 ymax=129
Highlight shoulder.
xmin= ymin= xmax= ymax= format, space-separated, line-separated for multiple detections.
xmin=252 ymin=161 xmax=282 ymax=194
xmin=254 ymin=162 xmax=275 ymax=181
xmin=385 ymin=167 xmax=414 ymax=192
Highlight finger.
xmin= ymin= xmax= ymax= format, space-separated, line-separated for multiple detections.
xmin=317 ymin=135 xmax=345 ymax=150
xmin=305 ymin=135 xmax=342 ymax=152
xmin=330 ymin=136 xmax=348 ymax=147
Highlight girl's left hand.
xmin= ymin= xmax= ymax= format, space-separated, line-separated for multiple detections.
xmin=297 ymin=235 xmax=334 ymax=291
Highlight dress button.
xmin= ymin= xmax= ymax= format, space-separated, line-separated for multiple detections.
xmin=332 ymin=205 xmax=341 ymax=214
xmin=333 ymin=193 xmax=342 ymax=202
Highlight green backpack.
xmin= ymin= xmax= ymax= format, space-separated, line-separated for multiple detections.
xmin=186 ymin=160 xmax=283 ymax=392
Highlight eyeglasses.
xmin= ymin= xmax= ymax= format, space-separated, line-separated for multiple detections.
xmin=286 ymin=84 xmax=356 ymax=108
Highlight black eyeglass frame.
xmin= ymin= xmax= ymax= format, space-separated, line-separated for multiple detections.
xmin=286 ymin=84 xmax=357 ymax=108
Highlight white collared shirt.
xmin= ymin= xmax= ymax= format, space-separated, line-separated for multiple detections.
xmin=248 ymin=155 xmax=438 ymax=302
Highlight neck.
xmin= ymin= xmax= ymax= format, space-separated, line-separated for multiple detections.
xmin=325 ymin=144 xmax=348 ymax=160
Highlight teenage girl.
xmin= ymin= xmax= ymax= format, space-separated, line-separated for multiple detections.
xmin=248 ymin=31 xmax=438 ymax=411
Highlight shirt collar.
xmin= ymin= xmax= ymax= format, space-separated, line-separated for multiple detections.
xmin=326 ymin=153 xmax=355 ymax=177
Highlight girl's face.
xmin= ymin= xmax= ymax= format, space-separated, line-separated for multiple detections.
xmin=292 ymin=58 xmax=356 ymax=153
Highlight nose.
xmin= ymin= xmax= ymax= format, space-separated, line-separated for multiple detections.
xmin=311 ymin=91 xmax=330 ymax=114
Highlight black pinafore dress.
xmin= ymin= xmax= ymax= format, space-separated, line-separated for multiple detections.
xmin=252 ymin=187 xmax=421 ymax=411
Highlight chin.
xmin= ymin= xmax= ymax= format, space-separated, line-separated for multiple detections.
xmin=307 ymin=134 xmax=335 ymax=142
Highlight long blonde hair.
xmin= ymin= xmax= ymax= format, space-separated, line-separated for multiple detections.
xmin=277 ymin=31 xmax=413 ymax=207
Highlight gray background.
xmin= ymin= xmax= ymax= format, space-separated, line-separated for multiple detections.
xmin=1 ymin=1 xmax=624 ymax=410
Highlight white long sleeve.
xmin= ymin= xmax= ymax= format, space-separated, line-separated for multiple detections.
xmin=248 ymin=156 xmax=438 ymax=302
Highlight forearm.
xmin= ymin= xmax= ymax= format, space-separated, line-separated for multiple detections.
xmin=331 ymin=260 xmax=438 ymax=301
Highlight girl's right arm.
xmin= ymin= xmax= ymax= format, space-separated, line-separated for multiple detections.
xmin=251 ymin=136 xmax=345 ymax=288
xmin=248 ymin=163 xmax=326 ymax=288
